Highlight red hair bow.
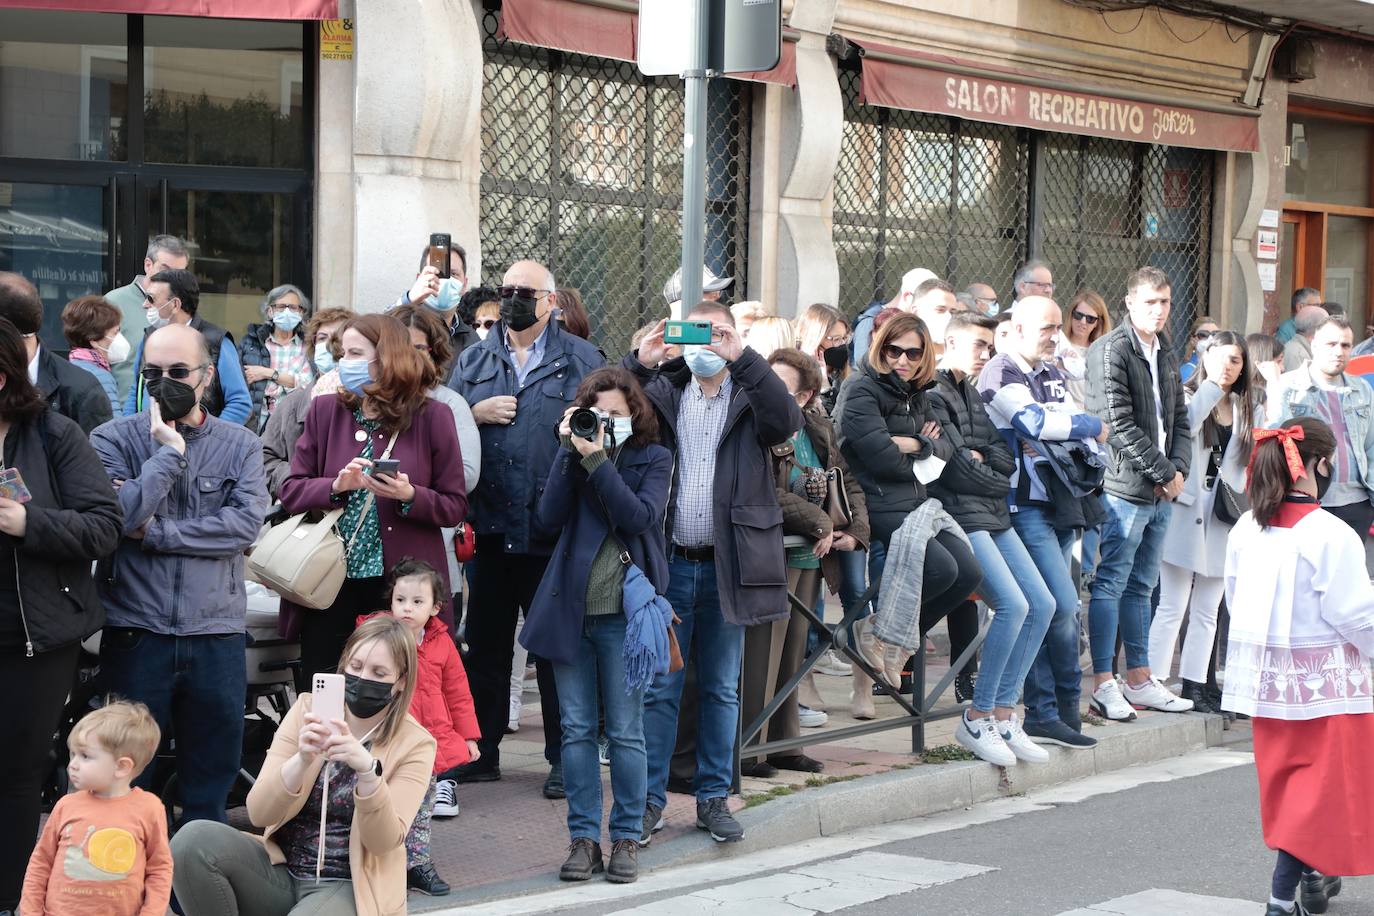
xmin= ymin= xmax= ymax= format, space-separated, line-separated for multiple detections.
xmin=1250 ymin=425 xmax=1307 ymax=484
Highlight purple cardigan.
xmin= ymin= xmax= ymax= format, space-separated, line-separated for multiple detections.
xmin=278 ymin=394 xmax=467 ymax=636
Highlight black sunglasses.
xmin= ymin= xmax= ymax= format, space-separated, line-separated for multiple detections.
xmin=477 ymin=318 xmax=498 ymax=330
xmin=882 ymin=344 xmax=924 ymax=363
xmin=1194 ymin=329 xmax=1215 ymax=340
xmin=497 ymin=285 xmax=549 ymax=300
xmin=141 ymin=364 xmax=207 ymax=382
xmin=1071 ymin=310 xmax=1100 ymax=325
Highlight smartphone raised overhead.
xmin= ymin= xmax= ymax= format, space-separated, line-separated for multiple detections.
xmin=312 ymin=672 xmax=346 ymax=735
xmin=664 ymin=319 xmax=714 ymax=346
xmin=426 ymin=233 xmax=452 ymax=279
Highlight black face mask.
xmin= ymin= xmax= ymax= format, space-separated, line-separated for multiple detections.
xmin=344 ymin=673 xmax=394 ymax=718
xmin=500 ymin=290 xmax=540 ymax=332
xmin=1315 ymin=460 xmax=1333 ymax=500
xmin=822 ymin=345 xmax=849 ymax=372
xmin=147 ymin=376 xmax=198 ymax=421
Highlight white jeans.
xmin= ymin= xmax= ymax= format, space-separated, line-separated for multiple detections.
xmin=1148 ymin=561 xmax=1225 ymax=682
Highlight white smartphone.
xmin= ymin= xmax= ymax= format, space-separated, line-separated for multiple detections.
xmin=312 ymin=673 xmax=346 ymax=736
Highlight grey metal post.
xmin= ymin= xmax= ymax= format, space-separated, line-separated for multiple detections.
xmin=678 ymin=0 xmax=713 ymax=311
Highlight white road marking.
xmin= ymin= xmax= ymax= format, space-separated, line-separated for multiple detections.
xmin=608 ymin=854 xmax=993 ymax=915
xmin=1057 ymin=888 xmax=1260 ymax=915
xmin=435 ymin=749 xmax=1253 ymax=916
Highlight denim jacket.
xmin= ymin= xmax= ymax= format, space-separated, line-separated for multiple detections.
xmin=1267 ymin=365 xmax=1374 ymax=505
xmin=91 ymin=411 xmax=269 ymax=636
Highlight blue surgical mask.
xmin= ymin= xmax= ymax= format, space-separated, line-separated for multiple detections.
xmin=610 ymin=416 xmax=633 ymax=445
xmin=338 ymin=358 xmax=373 ymax=395
xmin=272 ymin=310 xmax=303 ymax=332
xmin=424 ymin=277 xmax=464 ymax=313
xmin=313 ymin=349 xmax=335 ymax=375
xmin=683 ymin=345 xmax=727 ymax=379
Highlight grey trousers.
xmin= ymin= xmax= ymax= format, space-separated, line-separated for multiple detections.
xmin=170 ymin=819 xmax=359 ymax=916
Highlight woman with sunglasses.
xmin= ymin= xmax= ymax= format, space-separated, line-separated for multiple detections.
xmin=1180 ymin=315 xmax=1220 ymax=383
xmin=1057 ymin=289 xmax=1111 ymax=409
xmin=459 ymin=286 xmax=502 ymax=343
xmin=835 ymin=313 xmax=980 ymax=696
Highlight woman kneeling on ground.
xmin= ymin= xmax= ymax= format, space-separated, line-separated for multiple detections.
xmin=170 ymin=616 xmax=436 ymax=916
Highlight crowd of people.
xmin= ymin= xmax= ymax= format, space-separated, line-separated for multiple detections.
xmin=0 ymin=237 xmax=1368 ymax=916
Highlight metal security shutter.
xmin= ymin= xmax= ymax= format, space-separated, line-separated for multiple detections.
xmin=479 ymin=10 xmax=751 ymax=351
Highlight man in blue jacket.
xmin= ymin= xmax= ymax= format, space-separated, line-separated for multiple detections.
xmin=92 ymin=323 xmax=267 ymax=825
xmin=449 ymin=260 xmax=606 ymax=797
xmin=124 ymin=269 xmax=252 ymax=425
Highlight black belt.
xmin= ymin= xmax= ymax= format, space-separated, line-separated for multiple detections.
xmin=671 ymin=544 xmax=714 ymax=562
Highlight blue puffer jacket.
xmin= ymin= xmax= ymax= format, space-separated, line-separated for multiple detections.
xmin=448 ymin=320 xmax=605 ymax=555
xmin=90 ymin=410 xmax=268 ymax=636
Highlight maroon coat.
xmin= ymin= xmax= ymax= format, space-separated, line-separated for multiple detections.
xmin=278 ymin=394 xmax=467 ymax=637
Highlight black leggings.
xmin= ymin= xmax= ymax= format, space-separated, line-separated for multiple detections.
xmin=0 ymin=642 xmax=80 ymax=908
xmin=919 ymin=531 xmax=982 ymax=662
xmin=1272 ymin=849 xmax=1315 ymax=901
xmin=298 ymin=575 xmax=386 ymax=693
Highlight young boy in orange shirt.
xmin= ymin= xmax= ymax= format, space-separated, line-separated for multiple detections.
xmin=21 ymin=701 xmax=172 ymax=916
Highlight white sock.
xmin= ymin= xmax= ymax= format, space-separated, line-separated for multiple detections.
xmin=1268 ymin=896 xmax=1294 ymax=912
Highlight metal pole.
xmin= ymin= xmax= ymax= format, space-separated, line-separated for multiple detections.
xmin=679 ymin=0 xmax=712 ymax=311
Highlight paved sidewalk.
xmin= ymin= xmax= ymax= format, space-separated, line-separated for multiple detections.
xmin=410 ymin=658 xmax=1238 ymax=912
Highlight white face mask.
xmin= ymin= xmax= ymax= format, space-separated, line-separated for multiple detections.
xmin=609 ymin=416 xmax=633 ymax=445
xmin=101 ymin=332 xmax=132 ymax=365
xmin=146 ymin=306 xmax=169 ymax=329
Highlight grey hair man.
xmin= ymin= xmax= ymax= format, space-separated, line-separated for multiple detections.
xmin=1012 ymin=259 xmax=1054 ymax=306
xmin=964 ymin=282 xmax=1000 ymax=317
xmin=105 ymin=235 xmax=192 ymax=400
xmin=1283 ymin=304 xmax=1331 ymax=371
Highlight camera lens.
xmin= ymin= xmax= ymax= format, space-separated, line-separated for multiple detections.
xmin=569 ymin=407 xmax=601 ymax=440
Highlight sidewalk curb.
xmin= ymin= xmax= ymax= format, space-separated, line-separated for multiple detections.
xmin=422 ymin=712 xmax=1229 ymax=910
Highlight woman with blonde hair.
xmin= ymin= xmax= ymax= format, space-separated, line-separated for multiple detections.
xmin=743 ymin=315 xmax=795 ymax=359
xmin=729 ymin=300 xmax=770 ymax=337
xmin=794 ymin=304 xmax=852 ymax=406
xmin=1057 ymin=289 xmax=1111 ymax=408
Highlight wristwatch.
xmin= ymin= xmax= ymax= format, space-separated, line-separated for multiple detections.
xmin=270 ymin=369 xmax=281 ymax=384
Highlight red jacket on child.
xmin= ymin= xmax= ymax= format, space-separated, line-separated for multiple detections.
xmin=359 ymin=612 xmax=480 ymax=772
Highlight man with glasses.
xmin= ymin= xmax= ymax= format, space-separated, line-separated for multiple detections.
xmin=0 ymin=272 xmax=112 ymax=433
xmin=91 ymin=322 xmax=267 ymax=825
xmin=964 ymin=282 xmax=1001 ymax=317
xmin=1010 ymin=259 xmax=1055 ymax=310
xmin=449 ymin=260 xmax=605 ymax=798
xmin=123 ymin=269 xmax=252 ymax=426
xmin=105 ymin=235 xmax=191 ymax=401
xmin=400 ymin=239 xmax=478 ymax=359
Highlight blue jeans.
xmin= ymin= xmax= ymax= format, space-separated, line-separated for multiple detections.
xmin=100 ymin=628 xmax=247 ymax=825
xmin=1089 ymin=494 xmax=1172 ymax=674
xmin=1081 ymin=524 xmax=1101 ymax=584
xmin=1009 ymin=507 xmax=1083 ymax=727
xmin=965 ymin=528 xmax=1056 ymax=712
xmin=552 ymin=614 xmax=646 ymax=843
xmin=644 ymin=555 xmax=744 ymax=809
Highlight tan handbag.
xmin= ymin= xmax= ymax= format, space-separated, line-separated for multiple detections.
xmin=248 ymin=432 xmax=398 ymax=609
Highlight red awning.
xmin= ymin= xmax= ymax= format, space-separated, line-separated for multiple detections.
xmin=499 ymin=0 xmax=797 ymax=87
xmin=849 ymin=37 xmax=1259 ymax=153
xmin=0 ymin=0 xmax=335 ymax=18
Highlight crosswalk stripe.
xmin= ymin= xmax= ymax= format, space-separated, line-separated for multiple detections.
xmin=1057 ymin=889 xmax=1260 ymax=915
xmin=607 ymin=854 xmax=994 ymax=915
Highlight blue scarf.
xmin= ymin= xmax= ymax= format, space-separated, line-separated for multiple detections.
xmin=621 ymin=562 xmax=673 ymax=694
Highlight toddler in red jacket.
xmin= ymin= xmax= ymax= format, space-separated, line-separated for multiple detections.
xmin=362 ymin=558 xmax=480 ymax=898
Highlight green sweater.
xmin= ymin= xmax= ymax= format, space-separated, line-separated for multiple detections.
xmin=577 ymin=448 xmax=624 ymax=616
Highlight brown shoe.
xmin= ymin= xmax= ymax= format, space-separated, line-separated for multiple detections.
xmin=606 ymin=838 xmax=639 ymax=883
xmin=559 ymin=838 xmax=604 ymax=881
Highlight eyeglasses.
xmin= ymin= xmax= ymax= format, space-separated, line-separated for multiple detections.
xmin=823 ymin=333 xmax=852 ymax=345
xmin=141 ymin=363 xmax=207 ymax=382
xmin=497 ymin=285 xmax=551 ymax=300
xmin=1026 ymin=280 xmax=1055 ymax=292
xmin=882 ymin=344 xmax=924 ymax=363
xmin=268 ymin=303 xmax=305 ymax=314
xmin=1071 ymin=310 xmax=1100 ymax=325
xmin=477 ymin=318 xmax=498 ymax=330
xmin=1194 ymin=330 xmax=1215 ymax=341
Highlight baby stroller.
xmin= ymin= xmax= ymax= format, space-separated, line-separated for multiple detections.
xmin=45 ymin=581 xmax=301 ymax=826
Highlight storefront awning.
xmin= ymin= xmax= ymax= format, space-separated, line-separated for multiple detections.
xmin=847 ymin=37 xmax=1260 ymax=153
xmin=499 ymin=0 xmax=797 ymax=87
xmin=0 ymin=0 xmax=336 ymax=18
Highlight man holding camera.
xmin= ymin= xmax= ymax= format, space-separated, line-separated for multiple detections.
xmin=627 ymin=302 xmax=801 ymax=845
xmin=449 ymin=260 xmax=605 ymax=797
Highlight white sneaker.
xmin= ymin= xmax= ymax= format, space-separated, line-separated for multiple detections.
xmin=1090 ymin=678 xmax=1138 ymax=721
xmin=955 ymin=711 xmax=1017 ymax=767
xmin=1122 ymin=676 xmax=1195 ymax=713
xmin=433 ymin=779 xmax=460 ymax=818
xmin=798 ymin=705 xmax=828 ymax=728
xmin=506 ymin=695 xmax=521 ymax=733
xmin=997 ymin=714 xmax=1050 ymax=763
xmin=814 ymin=650 xmax=852 ymax=677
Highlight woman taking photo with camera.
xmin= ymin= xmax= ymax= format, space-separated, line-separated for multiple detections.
xmin=281 ymin=313 xmax=468 ymax=685
xmin=520 ymin=367 xmax=672 ymax=885
xmin=171 ymin=615 xmax=437 ymax=916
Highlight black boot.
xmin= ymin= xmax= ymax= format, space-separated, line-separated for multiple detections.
xmin=1181 ymin=679 xmax=1220 ymax=714
xmin=1300 ymin=873 xmax=1342 ymax=914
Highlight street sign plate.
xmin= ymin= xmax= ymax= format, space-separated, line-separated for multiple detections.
xmin=638 ymin=0 xmax=781 ymax=77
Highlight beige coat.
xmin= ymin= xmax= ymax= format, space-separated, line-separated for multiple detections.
xmin=246 ymin=695 xmax=437 ymax=916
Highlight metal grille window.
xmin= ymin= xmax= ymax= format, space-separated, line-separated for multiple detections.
xmin=480 ymin=10 xmax=750 ymax=352
xmin=835 ymin=67 xmax=1214 ymax=340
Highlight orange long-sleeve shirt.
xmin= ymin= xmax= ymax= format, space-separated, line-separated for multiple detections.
xmin=21 ymin=787 xmax=172 ymax=916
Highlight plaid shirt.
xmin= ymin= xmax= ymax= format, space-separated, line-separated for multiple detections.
xmin=265 ymin=335 xmax=313 ymax=408
xmin=671 ymin=375 xmax=733 ymax=548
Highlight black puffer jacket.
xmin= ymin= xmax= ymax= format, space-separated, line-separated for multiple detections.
xmin=927 ymin=369 xmax=1015 ymax=534
xmin=834 ymin=361 xmax=954 ymax=545
xmin=1085 ymin=324 xmax=1191 ymax=504
xmin=0 ymin=408 xmax=122 ymax=653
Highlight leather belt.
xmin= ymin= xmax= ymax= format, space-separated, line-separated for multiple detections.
xmin=671 ymin=544 xmax=715 ymax=562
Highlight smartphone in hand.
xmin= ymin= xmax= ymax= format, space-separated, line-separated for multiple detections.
xmin=372 ymin=459 xmax=401 ymax=478
xmin=427 ymin=233 xmax=452 ymax=279
xmin=312 ymin=673 xmax=346 ymax=735
xmin=0 ymin=467 xmax=33 ymax=504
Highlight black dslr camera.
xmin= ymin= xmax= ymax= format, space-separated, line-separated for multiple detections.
xmin=569 ymin=407 xmax=610 ymax=441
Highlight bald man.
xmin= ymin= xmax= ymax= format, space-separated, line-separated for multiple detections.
xmin=853 ymin=267 xmax=938 ymax=367
xmin=965 ymin=282 xmax=1000 ymax=317
xmin=448 ymin=259 xmax=606 ymax=795
xmin=90 ymin=322 xmax=267 ymax=824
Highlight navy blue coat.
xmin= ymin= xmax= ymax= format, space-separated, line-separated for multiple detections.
xmin=519 ymin=442 xmax=673 ymax=665
xmin=448 ymin=320 xmax=605 ymax=555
